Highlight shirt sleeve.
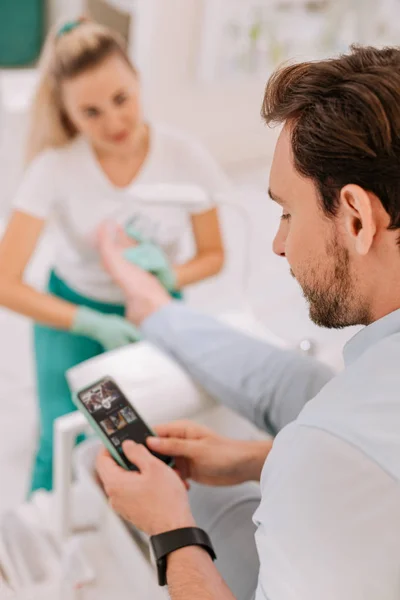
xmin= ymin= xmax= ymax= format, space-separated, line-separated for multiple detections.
xmin=12 ymin=149 xmax=60 ymax=220
xmin=253 ymin=424 xmax=400 ymax=600
xmin=140 ymin=302 xmax=334 ymax=434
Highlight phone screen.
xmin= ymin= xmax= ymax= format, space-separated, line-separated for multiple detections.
xmin=77 ymin=377 xmax=173 ymax=470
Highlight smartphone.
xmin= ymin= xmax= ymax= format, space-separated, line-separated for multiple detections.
xmin=75 ymin=376 xmax=174 ymax=471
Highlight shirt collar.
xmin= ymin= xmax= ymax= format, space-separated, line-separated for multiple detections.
xmin=343 ymin=308 xmax=400 ymax=366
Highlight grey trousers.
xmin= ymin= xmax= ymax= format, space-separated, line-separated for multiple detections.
xmin=189 ymin=481 xmax=261 ymax=600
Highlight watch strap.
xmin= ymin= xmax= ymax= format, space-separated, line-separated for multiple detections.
xmin=150 ymin=527 xmax=216 ymax=586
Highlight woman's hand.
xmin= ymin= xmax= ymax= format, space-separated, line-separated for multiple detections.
xmin=147 ymin=420 xmax=273 ymax=486
xmin=123 ymin=243 xmax=177 ymax=291
xmin=71 ymin=306 xmax=141 ymax=349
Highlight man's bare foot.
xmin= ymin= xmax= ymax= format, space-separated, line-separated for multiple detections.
xmin=96 ymin=221 xmax=171 ymax=325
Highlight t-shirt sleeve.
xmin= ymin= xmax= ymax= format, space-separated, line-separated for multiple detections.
xmin=12 ymin=150 xmax=59 ymax=220
xmin=177 ymin=134 xmax=232 ymax=215
xmin=253 ymin=424 xmax=400 ymax=600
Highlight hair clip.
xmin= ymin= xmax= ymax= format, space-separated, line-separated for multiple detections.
xmin=56 ymin=19 xmax=82 ymax=39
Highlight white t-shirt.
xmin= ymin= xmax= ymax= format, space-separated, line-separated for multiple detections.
xmin=13 ymin=124 xmax=230 ymax=303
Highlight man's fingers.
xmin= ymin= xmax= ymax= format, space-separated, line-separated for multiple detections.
xmin=147 ymin=435 xmax=195 ymax=457
xmin=97 ymin=221 xmax=125 ymax=272
xmin=97 ymin=220 xmax=142 ymax=286
xmin=96 ymin=447 xmax=125 ymax=490
xmin=96 ymin=220 xmax=119 ymax=252
xmin=173 ymin=457 xmax=191 ymax=482
xmin=122 ymin=440 xmax=155 ymax=471
xmin=182 ymin=478 xmax=191 ymax=491
xmin=153 ymin=420 xmax=212 ymax=440
xmin=115 ymin=228 xmax=139 ymax=250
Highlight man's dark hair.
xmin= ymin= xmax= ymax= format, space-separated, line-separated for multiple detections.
xmin=262 ymin=45 xmax=400 ymax=230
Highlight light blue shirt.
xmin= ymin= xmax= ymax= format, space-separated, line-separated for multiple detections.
xmin=142 ymin=304 xmax=400 ymax=600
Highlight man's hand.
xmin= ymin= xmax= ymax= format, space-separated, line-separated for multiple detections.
xmin=96 ymin=440 xmax=195 ymax=536
xmin=96 ymin=220 xmax=171 ymax=325
xmin=147 ymin=421 xmax=273 ymax=486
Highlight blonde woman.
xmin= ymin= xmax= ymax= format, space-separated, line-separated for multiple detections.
xmin=0 ymin=19 xmax=228 ymax=493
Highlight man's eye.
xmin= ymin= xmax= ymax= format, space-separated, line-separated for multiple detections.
xmin=281 ymin=213 xmax=291 ymax=221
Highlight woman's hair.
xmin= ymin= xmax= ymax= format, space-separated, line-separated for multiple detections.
xmin=26 ymin=18 xmax=136 ymax=163
xmin=262 ymin=45 xmax=400 ymax=231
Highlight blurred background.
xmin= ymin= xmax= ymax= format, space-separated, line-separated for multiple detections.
xmin=2 ymin=0 xmax=399 ymax=208
xmin=2 ymin=0 xmax=399 ymax=512
xmin=0 ymin=0 xmax=399 ymax=596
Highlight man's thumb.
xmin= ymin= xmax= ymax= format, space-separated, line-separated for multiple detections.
xmin=122 ymin=440 xmax=153 ymax=470
xmin=147 ymin=436 xmax=193 ymax=457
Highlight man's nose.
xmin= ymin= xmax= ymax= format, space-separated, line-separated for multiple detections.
xmin=272 ymin=228 xmax=286 ymax=257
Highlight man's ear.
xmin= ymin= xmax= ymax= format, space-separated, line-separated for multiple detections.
xmin=339 ymin=184 xmax=376 ymax=255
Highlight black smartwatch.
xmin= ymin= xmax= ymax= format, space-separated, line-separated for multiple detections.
xmin=150 ymin=527 xmax=217 ymax=586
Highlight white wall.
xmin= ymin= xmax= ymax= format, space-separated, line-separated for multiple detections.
xmin=132 ymin=0 xmax=278 ymax=168
xmin=46 ymin=0 xmax=86 ymax=26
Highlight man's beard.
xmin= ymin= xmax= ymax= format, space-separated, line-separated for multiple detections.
xmin=292 ymin=237 xmax=371 ymax=329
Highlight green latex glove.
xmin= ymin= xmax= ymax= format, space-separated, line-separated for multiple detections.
xmin=71 ymin=306 xmax=141 ymax=351
xmin=124 ymin=223 xmax=147 ymax=244
xmin=123 ymin=242 xmax=177 ymax=291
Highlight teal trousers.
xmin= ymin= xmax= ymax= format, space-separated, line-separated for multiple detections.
xmin=31 ymin=271 xmax=181 ymax=493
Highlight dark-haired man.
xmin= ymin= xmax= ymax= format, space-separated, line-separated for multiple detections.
xmin=96 ymin=46 xmax=400 ymax=600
